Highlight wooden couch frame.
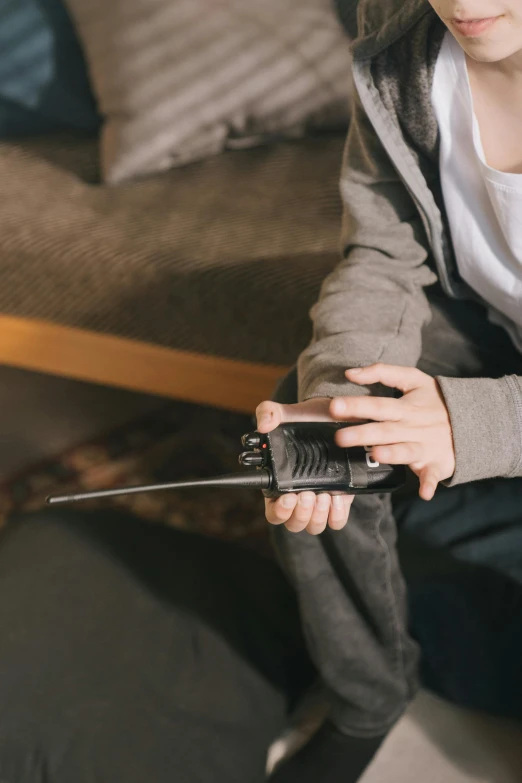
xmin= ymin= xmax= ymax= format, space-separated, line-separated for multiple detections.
xmin=0 ymin=315 xmax=287 ymax=413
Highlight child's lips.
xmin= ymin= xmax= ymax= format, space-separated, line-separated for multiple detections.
xmin=451 ymin=16 xmax=501 ymax=37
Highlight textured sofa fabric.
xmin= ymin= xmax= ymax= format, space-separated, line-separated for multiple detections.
xmin=0 ymin=134 xmax=344 ymax=366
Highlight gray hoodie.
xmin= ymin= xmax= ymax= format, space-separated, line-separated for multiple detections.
xmin=297 ymin=0 xmax=522 ymax=486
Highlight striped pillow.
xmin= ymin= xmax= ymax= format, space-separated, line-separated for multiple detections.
xmin=64 ymin=0 xmax=353 ymax=184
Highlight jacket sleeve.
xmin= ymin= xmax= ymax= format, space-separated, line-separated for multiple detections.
xmin=437 ymin=375 xmax=522 ymax=484
xmin=297 ymin=81 xmax=437 ymax=402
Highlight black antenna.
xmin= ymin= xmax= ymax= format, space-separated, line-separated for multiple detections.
xmin=46 ymin=470 xmax=271 ymax=506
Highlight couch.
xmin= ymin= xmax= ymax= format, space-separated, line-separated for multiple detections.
xmin=0 ymin=128 xmax=344 ymax=413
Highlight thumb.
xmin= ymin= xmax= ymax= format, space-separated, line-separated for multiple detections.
xmin=256 ymin=401 xmax=285 ymax=432
xmin=256 ymin=397 xmax=333 ymax=433
xmin=418 ymin=466 xmax=439 ymax=501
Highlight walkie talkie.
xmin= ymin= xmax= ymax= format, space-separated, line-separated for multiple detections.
xmin=47 ymin=422 xmax=406 ymax=506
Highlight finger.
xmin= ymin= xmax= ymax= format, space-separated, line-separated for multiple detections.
xmin=371 ymin=442 xmax=423 ymax=465
xmin=256 ymin=401 xmax=285 ymax=432
xmin=285 ymin=492 xmax=316 ymax=533
xmin=328 ymin=494 xmax=351 ymax=530
xmin=265 ymin=494 xmax=297 ymax=525
xmin=329 ymin=495 xmax=354 ymax=530
xmin=418 ymin=467 xmax=439 ymax=501
xmin=330 ymin=395 xmax=402 ymax=423
xmin=336 ymin=421 xmax=416 ymax=448
xmin=256 ymin=397 xmax=333 ymax=433
xmin=345 ymin=364 xmax=426 ymax=394
xmin=305 ymin=494 xmax=331 ymax=536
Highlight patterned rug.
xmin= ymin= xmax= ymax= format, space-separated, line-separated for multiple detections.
xmin=0 ymin=400 xmax=272 ymax=556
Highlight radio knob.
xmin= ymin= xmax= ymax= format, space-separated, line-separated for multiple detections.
xmin=241 ymin=432 xmax=263 ymax=449
xmin=239 ymin=451 xmax=264 ymax=467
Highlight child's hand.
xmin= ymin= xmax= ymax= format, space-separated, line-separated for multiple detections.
xmin=332 ymin=364 xmax=455 ymax=501
xmin=256 ymin=397 xmax=354 ymax=535
xmin=256 ymin=363 xmax=454 ymax=534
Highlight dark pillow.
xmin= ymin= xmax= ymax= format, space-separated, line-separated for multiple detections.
xmin=0 ymin=0 xmax=100 ymax=136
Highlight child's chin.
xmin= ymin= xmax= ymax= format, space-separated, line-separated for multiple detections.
xmin=457 ymin=28 xmax=522 ymax=64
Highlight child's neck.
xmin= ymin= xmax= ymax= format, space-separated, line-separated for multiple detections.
xmin=477 ymin=48 xmax=522 ymax=78
xmin=466 ymin=49 xmax=522 ymax=173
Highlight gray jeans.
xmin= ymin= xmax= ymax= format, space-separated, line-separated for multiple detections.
xmin=272 ymin=286 xmax=522 ymax=737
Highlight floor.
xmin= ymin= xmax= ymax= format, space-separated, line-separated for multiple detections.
xmin=269 ymin=690 xmax=522 ymax=783
xmin=361 ymin=691 xmax=522 ymax=783
xmin=0 ymin=365 xmax=163 ymax=481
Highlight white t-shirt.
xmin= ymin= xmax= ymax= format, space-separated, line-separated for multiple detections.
xmin=432 ymin=31 xmax=522 ymax=351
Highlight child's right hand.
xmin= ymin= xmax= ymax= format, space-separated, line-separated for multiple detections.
xmin=255 ymin=398 xmax=354 ymax=535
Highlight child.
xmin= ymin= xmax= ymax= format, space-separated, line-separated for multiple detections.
xmin=259 ymin=2 xmax=522 ymax=780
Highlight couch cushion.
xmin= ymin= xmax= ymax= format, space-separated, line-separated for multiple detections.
xmin=0 ymin=134 xmax=344 ymax=366
xmin=63 ymin=0 xmax=352 ymax=184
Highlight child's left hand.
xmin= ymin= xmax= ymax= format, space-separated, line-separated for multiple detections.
xmin=330 ymin=364 xmax=455 ymax=501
